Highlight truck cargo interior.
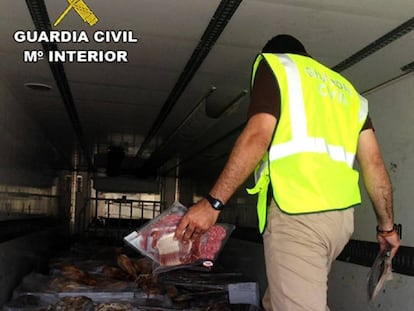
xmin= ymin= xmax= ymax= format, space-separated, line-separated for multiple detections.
xmin=1 ymin=0 xmax=414 ymax=310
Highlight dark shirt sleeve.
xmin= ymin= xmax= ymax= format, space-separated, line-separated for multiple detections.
xmin=362 ymin=115 xmax=374 ymax=131
xmin=247 ymin=60 xmax=281 ymax=120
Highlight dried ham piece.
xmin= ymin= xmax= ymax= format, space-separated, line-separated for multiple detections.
xmin=133 ymin=257 xmax=153 ymax=274
xmin=117 ymin=254 xmax=137 ymax=278
xmin=95 ymin=302 xmax=134 ymax=311
xmin=54 ymin=296 xmax=94 ymax=311
xmin=59 ymin=265 xmax=97 ymax=286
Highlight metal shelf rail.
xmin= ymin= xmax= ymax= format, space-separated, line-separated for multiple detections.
xmin=85 ymin=196 xmax=165 ymax=242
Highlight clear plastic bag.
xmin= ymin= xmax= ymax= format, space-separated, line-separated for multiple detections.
xmin=124 ymin=202 xmax=234 ymax=273
xmin=367 ymin=250 xmax=393 ymax=301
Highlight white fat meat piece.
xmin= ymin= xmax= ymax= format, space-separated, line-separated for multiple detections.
xmin=156 ymin=232 xmax=192 ymax=266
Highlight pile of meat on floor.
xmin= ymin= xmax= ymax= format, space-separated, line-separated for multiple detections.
xmin=3 ymin=242 xmax=260 ymax=311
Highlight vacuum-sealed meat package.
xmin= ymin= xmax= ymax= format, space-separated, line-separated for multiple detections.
xmin=124 ymin=202 xmax=234 ymax=272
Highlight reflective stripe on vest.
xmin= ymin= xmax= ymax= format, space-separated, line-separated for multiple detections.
xmin=268 ymin=54 xmax=367 ymax=168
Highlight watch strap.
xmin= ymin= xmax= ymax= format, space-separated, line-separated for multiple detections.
xmin=205 ymin=194 xmax=225 ymax=211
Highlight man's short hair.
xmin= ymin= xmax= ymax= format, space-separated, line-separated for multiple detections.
xmin=262 ymin=34 xmax=308 ymax=56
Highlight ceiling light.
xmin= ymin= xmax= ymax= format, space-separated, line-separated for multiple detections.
xmin=24 ymin=82 xmax=52 ymax=91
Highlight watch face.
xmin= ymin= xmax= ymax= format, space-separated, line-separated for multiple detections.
xmin=206 ymin=194 xmax=224 ymax=210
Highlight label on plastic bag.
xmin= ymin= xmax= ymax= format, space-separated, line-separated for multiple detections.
xmin=228 ymin=282 xmax=260 ymax=306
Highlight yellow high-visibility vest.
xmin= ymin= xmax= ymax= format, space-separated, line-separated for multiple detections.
xmin=247 ymin=53 xmax=368 ymax=233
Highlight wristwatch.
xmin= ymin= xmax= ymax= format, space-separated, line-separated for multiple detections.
xmin=205 ymin=194 xmax=225 ymax=211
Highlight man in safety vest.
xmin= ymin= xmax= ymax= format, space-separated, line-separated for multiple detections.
xmin=175 ymin=34 xmax=400 ymax=310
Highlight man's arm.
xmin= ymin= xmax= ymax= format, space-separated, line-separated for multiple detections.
xmin=356 ymin=128 xmax=400 ymax=258
xmin=175 ymin=60 xmax=278 ymax=242
xmin=175 ymin=112 xmax=276 ymax=241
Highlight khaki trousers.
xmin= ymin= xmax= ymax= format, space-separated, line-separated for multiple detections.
xmin=262 ymin=200 xmax=354 ymax=311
